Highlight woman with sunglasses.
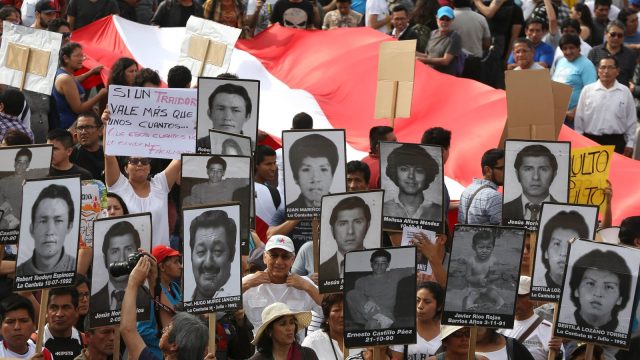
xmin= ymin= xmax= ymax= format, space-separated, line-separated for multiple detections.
xmin=53 ymin=42 xmax=107 ymax=129
xmin=429 ymin=326 xmax=489 ymax=360
xmin=102 ymin=111 xmax=181 ymax=247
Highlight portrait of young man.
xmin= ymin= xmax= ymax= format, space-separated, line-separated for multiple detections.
xmin=196 ymin=79 xmax=259 ymax=153
xmin=181 ymin=155 xmax=250 ymax=207
xmin=502 ymin=141 xmax=570 ymax=226
xmin=16 ymin=178 xmax=80 ymax=279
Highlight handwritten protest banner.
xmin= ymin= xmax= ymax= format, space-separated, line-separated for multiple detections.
xmin=569 ymin=145 xmax=614 ymax=213
xmin=106 ymin=85 xmax=197 ymax=159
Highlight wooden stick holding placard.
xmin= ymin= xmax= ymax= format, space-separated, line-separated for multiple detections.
xmin=389 ymin=81 xmax=398 ymax=128
xmin=197 ymin=41 xmax=211 ymax=78
xmin=19 ymin=47 xmax=31 ymax=91
xmin=35 ymin=289 xmax=49 ymax=353
xmin=467 ymin=327 xmax=478 ymax=360
xmin=113 ymin=329 xmax=121 ymax=360
xmin=547 ymin=303 xmax=560 ymax=360
xmin=528 ymin=231 xmax=537 ymax=276
xmin=584 ymin=343 xmax=595 ymax=360
xmin=209 ymin=314 xmax=217 ymax=355
xmin=312 ymin=217 xmax=320 ymax=273
xmin=372 ymin=346 xmax=386 ymax=360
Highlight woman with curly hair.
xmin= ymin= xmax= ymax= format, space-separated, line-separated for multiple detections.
xmin=109 ymin=57 xmax=138 ymax=87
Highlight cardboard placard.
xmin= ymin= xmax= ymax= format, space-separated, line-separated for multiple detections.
xmin=106 ymin=85 xmax=197 ymax=159
xmin=569 ymin=145 xmax=614 ymax=214
xmin=375 ymin=40 xmax=416 ymax=119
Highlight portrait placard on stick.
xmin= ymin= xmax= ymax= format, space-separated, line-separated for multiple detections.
xmin=208 ymin=129 xmax=252 ymax=156
xmin=80 ymin=180 xmax=108 ymax=248
xmin=442 ymin=225 xmax=525 ymax=329
xmin=106 ymin=85 xmax=197 ymax=159
xmin=343 ymin=247 xmax=416 ymax=348
xmin=0 ymin=23 xmax=62 ymax=94
xmin=502 ymin=139 xmax=570 ymax=230
xmin=282 ymin=130 xmax=347 ymax=220
xmin=530 ymin=203 xmax=598 ymax=302
xmin=89 ymin=213 xmax=152 ymax=328
xmin=318 ymin=190 xmax=384 ymax=293
xmin=0 ymin=144 xmax=52 ymax=244
xmin=380 ymin=142 xmax=444 ymax=232
xmin=178 ymin=16 xmax=241 ymax=78
xmin=14 ymin=176 xmax=81 ymax=291
xmin=555 ymin=239 xmax=640 ymax=349
xmin=196 ymin=78 xmax=260 ymax=153
xmin=182 ymin=203 xmax=242 ymax=314
xmin=569 ymin=145 xmax=614 ymax=214
xmin=181 ymin=154 xmax=252 ymax=254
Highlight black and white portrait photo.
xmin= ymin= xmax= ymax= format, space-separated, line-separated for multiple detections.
xmin=502 ymin=140 xmax=570 ymax=230
xmin=282 ymin=130 xmax=347 ymax=219
xmin=555 ymin=239 xmax=640 ymax=348
xmin=182 ymin=204 xmax=242 ymax=314
xmin=14 ymin=176 xmax=81 ymax=291
xmin=196 ymin=78 xmax=259 ymax=153
xmin=442 ymin=225 xmax=525 ymax=329
xmin=344 ymin=247 xmax=416 ymax=348
xmin=530 ymin=203 xmax=598 ymax=301
xmin=89 ymin=213 xmax=152 ymax=327
xmin=318 ymin=191 xmax=384 ymax=293
xmin=0 ymin=144 xmax=52 ymax=243
xmin=208 ymin=129 xmax=252 ymax=156
xmin=380 ymin=142 xmax=444 ymax=232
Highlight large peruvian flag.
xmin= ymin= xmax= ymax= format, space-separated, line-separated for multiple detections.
xmin=73 ymin=16 xmax=640 ymax=225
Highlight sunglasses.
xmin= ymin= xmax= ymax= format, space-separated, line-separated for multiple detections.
xmin=450 ymin=329 xmax=471 ymax=338
xmin=128 ymin=158 xmax=151 ymax=165
xmin=61 ymin=32 xmax=72 ymax=39
xmin=608 ymin=32 xmax=624 ymax=38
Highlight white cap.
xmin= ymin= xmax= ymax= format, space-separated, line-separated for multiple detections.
xmin=265 ymin=235 xmax=295 ymax=253
xmin=518 ymin=276 xmax=532 ymax=295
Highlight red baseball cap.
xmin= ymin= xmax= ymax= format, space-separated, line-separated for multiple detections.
xmin=152 ymin=245 xmax=180 ymax=263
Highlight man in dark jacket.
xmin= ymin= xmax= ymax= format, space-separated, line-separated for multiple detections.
xmin=151 ymin=0 xmax=203 ymax=27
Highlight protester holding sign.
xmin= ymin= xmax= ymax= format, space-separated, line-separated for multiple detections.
xmin=430 ymin=326 xmax=489 ymax=360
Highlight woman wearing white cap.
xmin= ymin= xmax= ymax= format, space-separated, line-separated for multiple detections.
xmin=250 ymin=302 xmax=319 ymax=360
xmin=429 ymin=326 xmax=489 ymax=360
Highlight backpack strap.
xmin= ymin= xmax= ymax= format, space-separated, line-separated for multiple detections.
xmin=516 ymin=315 xmax=544 ymax=343
xmin=464 ymin=184 xmax=491 ymax=224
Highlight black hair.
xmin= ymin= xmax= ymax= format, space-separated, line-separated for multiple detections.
xmin=31 ymin=184 xmax=75 ymax=226
xmin=0 ymin=295 xmax=35 ymax=323
xmin=559 ymin=33 xmax=581 ymax=49
xmin=167 ymin=65 xmax=192 ymax=88
xmin=77 ymin=111 xmax=101 ymax=128
xmin=418 ymin=281 xmax=445 ymax=317
xmin=526 ymin=17 xmax=549 ymax=31
xmin=385 ymin=144 xmax=439 ymax=191
xmin=514 ymin=144 xmax=558 ymax=181
xmin=619 ymin=216 xmax=640 ymax=246
xmin=4 ymin=129 xmax=33 ymax=146
xmin=472 ymin=230 xmax=495 ymax=248
xmin=189 ymin=210 xmax=237 ymax=261
xmin=452 ymin=0 xmax=471 ymax=7
xmin=392 ymin=5 xmax=408 ymax=13
xmin=59 ymin=42 xmax=82 ymax=67
xmin=292 ymin=112 xmax=313 ymax=129
xmin=540 ymin=211 xmax=589 ymax=270
xmin=0 ymin=6 xmax=19 ymax=21
xmin=336 ymin=0 xmax=351 ymax=3
xmin=15 ymin=147 xmax=33 ymax=162
xmin=47 ymin=18 xmax=70 ymax=32
xmin=48 ymin=287 xmax=79 ymax=309
xmin=206 ymin=155 xmax=227 ymax=171
xmin=216 ymin=72 xmax=239 ymax=79
xmin=75 ymin=273 xmax=90 ymax=288
xmin=256 ymin=316 xmax=300 ymax=355
xmin=370 ymin=249 xmax=391 ymax=262
xmin=573 ymin=4 xmax=595 ymax=32
xmin=108 ymin=57 xmax=138 ymax=86
xmin=47 ymin=128 xmax=74 ymax=149
xmin=481 ymin=148 xmax=504 ymax=171
xmin=594 ymin=0 xmax=612 ymax=9
xmin=107 ymin=192 xmax=129 ymax=215
xmin=288 ymin=134 xmax=339 ymax=181
xmin=569 ymin=250 xmax=632 ymax=319
xmin=0 ymin=88 xmax=25 ymax=116
xmin=569 ymin=344 xmax=604 ymax=360
xmin=321 ymin=293 xmax=344 ymax=333
xmin=346 ymin=160 xmax=371 ymax=185
xmin=207 ymin=83 xmax=252 ymax=115
xmin=421 ymin=127 xmax=451 ymax=149
xmin=254 ymin=145 xmax=276 ymax=168
xmin=599 ymin=54 xmax=619 ymax=68
xmin=103 ymin=221 xmax=141 ymax=266
xmin=134 ymin=68 xmax=162 ymax=87
xmin=329 ymin=196 xmax=371 ymax=228
xmin=513 ymin=37 xmax=535 ymax=50
xmin=369 ymin=126 xmax=394 ymax=153
xmin=561 ymin=19 xmax=582 ymax=34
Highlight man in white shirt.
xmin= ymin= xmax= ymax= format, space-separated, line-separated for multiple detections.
xmin=574 ymin=56 xmax=638 ymax=156
xmin=365 ymin=0 xmax=389 ymax=33
xmin=499 ymin=276 xmax=562 ymax=360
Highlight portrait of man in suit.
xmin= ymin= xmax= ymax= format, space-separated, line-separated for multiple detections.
xmin=320 ymin=196 xmax=371 ymax=281
xmin=503 ymin=144 xmax=558 ymax=222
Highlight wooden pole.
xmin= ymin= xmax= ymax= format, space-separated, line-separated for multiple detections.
xmin=209 ymin=314 xmax=216 ymax=355
xmin=528 ymin=231 xmax=537 ymax=276
xmin=19 ymin=48 xmax=30 ymax=92
xmin=372 ymin=346 xmax=386 ymax=360
xmin=197 ymin=41 xmax=211 ymax=78
xmin=113 ymin=328 xmax=121 ymax=360
xmin=584 ymin=343 xmax=595 ymax=360
xmin=390 ymin=81 xmax=398 ymax=128
xmin=467 ymin=327 xmax=478 ymax=360
xmin=312 ymin=218 xmax=320 ymax=273
xmin=547 ymin=303 xmax=560 ymax=360
xmin=35 ymin=288 xmax=49 ymax=353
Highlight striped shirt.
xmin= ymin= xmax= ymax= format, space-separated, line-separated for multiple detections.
xmin=457 ymin=178 xmax=502 ymax=225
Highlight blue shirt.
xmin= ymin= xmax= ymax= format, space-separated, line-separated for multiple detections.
xmin=625 ymin=31 xmax=640 ymax=44
xmin=551 ymin=55 xmax=597 ymax=110
xmin=351 ymin=0 xmax=365 ymax=17
xmin=508 ymin=41 xmax=555 ymax=67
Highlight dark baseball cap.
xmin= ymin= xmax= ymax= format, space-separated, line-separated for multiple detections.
xmin=36 ymin=0 xmax=60 ymax=13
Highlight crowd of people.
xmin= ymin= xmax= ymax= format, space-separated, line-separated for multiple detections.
xmin=0 ymin=0 xmax=640 ymax=359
